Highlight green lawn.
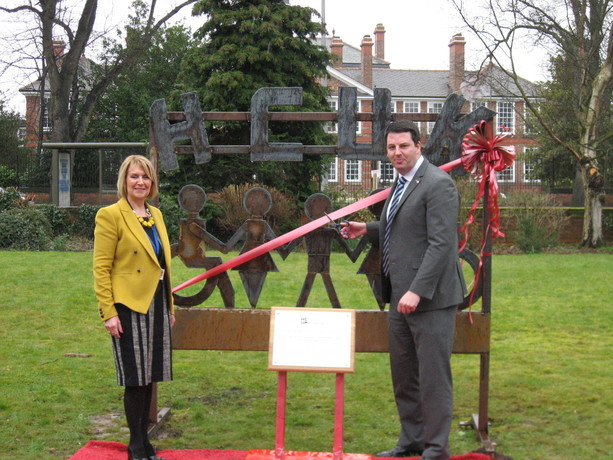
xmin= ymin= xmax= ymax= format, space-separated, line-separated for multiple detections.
xmin=0 ymin=250 xmax=611 ymax=460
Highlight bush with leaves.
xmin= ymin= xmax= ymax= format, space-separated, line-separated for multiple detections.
xmin=37 ymin=204 xmax=71 ymax=237
xmin=503 ymin=191 xmax=569 ymax=253
xmin=0 ymin=165 xmax=19 ymax=187
xmin=210 ymin=183 xmax=299 ymax=240
xmin=0 ymin=207 xmax=51 ymax=250
xmin=71 ymin=204 xmax=102 ymax=239
xmin=158 ymin=193 xmax=187 ymax=244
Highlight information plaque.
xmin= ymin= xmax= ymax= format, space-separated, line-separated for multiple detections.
xmin=268 ymin=307 xmax=356 ymax=373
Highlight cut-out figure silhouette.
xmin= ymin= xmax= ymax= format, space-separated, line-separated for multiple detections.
xmin=353 ymin=188 xmax=386 ymax=310
xmin=171 ymin=184 xmax=234 ymax=308
xmin=225 ymin=187 xmax=280 ymax=308
xmin=279 ymin=193 xmax=360 ymax=308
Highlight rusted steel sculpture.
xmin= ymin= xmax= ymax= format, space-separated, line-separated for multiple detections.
xmin=171 ymin=184 xmax=235 ymax=308
xmin=225 ymin=187 xmax=281 ymax=308
xmin=278 ymin=193 xmax=361 ymax=308
xmin=350 ymin=189 xmax=386 ymax=310
xmin=152 ymin=87 xmax=498 ymax=452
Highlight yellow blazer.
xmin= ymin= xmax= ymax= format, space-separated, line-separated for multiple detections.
xmin=93 ymin=198 xmax=174 ymax=321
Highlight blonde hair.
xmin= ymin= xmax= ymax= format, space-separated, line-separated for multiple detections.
xmin=116 ymin=155 xmax=158 ymax=200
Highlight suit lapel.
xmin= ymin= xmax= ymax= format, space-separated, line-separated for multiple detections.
xmin=394 ymin=159 xmax=429 ymax=212
xmin=118 ymin=198 xmax=159 ymax=265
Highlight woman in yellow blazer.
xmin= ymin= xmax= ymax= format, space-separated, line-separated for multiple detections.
xmin=94 ymin=155 xmax=174 ymax=460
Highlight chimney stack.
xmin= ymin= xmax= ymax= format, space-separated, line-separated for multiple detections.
xmin=448 ymin=34 xmax=466 ymax=93
xmin=331 ymin=35 xmax=344 ymax=69
xmin=52 ymin=40 xmax=66 ymax=58
xmin=374 ymin=24 xmax=385 ymax=60
xmin=361 ymin=35 xmax=374 ymax=88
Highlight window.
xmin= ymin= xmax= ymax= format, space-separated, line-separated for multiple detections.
xmin=379 ymin=161 xmax=395 ymax=185
xmin=523 ymin=107 xmax=538 ymax=135
xmin=327 ymin=157 xmax=338 ymax=182
xmin=356 ymin=99 xmax=363 ymax=135
xmin=496 ymin=163 xmax=515 ymax=183
xmin=404 ymin=101 xmax=419 ymax=113
xmin=344 ymin=159 xmax=361 ymax=182
xmin=471 ymin=100 xmax=487 ymax=112
xmin=523 ymin=147 xmax=541 ymax=183
xmin=327 ymin=99 xmax=338 ymax=134
xmin=497 ymin=102 xmax=515 ymax=134
xmin=427 ymin=102 xmax=443 ymax=134
xmin=391 ymin=100 xmax=397 ymax=113
xmin=42 ymin=97 xmax=52 ymax=132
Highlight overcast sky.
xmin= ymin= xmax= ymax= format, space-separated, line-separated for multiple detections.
xmin=1 ymin=0 xmax=549 ymax=115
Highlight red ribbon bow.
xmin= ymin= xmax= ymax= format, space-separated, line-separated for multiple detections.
xmin=458 ymin=120 xmax=515 ymax=250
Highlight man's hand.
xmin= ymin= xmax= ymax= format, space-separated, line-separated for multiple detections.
xmin=398 ymin=291 xmax=421 ymax=314
xmin=339 ymin=221 xmax=367 ymax=240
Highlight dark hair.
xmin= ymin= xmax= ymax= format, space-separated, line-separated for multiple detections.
xmin=385 ymin=120 xmax=421 ymax=145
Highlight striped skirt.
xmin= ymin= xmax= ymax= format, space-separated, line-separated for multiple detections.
xmin=111 ymin=281 xmax=173 ymax=386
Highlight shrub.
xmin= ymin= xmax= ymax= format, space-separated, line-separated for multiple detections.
xmin=0 ymin=187 xmax=27 ymax=212
xmin=503 ymin=191 xmax=569 ymax=253
xmin=158 ymin=193 xmax=186 ymax=244
xmin=0 ymin=207 xmax=51 ymax=250
xmin=0 ymin=165 xmax=19 ymax=187
xmin=71 ymin=204 xmax=102 ymax=238
xmin=37 ymin=204 xmax=70 ymax=237
xmin=210 ymin=183 xmax=299 ymax=240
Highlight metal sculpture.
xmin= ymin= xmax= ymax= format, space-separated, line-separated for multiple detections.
xmin=279 ymin=193 xmax=361 ymax=308
xmin=171 ymin=184 xmax=234 ymax=308
xmin=225 ymin=187 xmax=281 ymax=308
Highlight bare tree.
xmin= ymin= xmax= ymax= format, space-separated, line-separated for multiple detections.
xmin=452 ymin=0 xmax=612 ymax=247
xmin=0 ymin=0 xmax=197 ymax=143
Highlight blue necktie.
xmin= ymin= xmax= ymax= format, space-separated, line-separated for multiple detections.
xmin=382 ymin=176 xmax=407 ymax=276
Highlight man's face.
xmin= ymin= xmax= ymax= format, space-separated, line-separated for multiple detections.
xmin=386 ymin=131 xmax=422 ymax=176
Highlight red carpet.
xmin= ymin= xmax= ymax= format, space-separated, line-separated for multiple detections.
xmin=69 ymin=441 xmax=492 ymax=460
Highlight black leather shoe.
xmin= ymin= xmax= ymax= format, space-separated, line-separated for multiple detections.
xmin=127 ymin=447 xmax=149 ymax=460
xmin=375 ymin=446 xmax=424 ymax=457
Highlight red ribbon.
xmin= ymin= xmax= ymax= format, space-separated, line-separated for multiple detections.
xmin=458 ymin=120 xmax=515 ymax=251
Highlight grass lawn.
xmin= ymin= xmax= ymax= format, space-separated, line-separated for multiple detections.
xmin=0 ymin=250 xmax=611 ymax=460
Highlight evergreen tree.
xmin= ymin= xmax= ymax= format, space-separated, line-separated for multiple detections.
xmin=176 ymin=0 xmax=333 ymax=201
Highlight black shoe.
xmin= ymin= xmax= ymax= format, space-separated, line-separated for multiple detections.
xmin=127 ymin=447 xmax=150 ymax=460
xmin=144 ymin=442 xmax=165 ymax=460
xmin=375 ymin=446 xmax=424 ymax=457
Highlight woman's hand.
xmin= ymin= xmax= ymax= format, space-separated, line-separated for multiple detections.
xmin=170 ymin=314 xmax=176 ymax=328
xmin=104 ymin=316 xmax=123 ymax=338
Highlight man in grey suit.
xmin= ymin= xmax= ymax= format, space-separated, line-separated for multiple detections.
xmin=341 ymin=120 xmax=466 ymax=460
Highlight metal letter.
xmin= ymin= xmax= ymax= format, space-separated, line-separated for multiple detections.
xmin=250 ymin=87 xmax=304 ymax=161
xmin=338 ymin=87 xmax=391 ymax=159
xmin=150 ymin=92 xmax=211 ymax=172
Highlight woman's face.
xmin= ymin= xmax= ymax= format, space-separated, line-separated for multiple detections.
xmin=126 ymin=164 xmax=152 ymax=204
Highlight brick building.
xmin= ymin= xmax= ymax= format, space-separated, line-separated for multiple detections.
xmin=322 ymin=25 xmax=541 ymax=195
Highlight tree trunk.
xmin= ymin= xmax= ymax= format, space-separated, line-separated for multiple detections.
xmin=580 ymin=163 xmax=605 ymax=247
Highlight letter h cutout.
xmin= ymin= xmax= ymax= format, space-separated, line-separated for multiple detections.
xmin=150 ymin=92 xmax=211 ymax=172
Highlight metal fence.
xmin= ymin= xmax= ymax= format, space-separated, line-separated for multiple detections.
xmin=0 ymin=144 xmax=148 ymax=205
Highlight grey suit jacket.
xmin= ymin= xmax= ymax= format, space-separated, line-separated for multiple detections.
xmin=366 ymin=159 xmax=466 ymax=311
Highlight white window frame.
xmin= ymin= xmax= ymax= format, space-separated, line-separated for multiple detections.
xmin=496 ymin=162 xmax=515 ymax=183
xmin=404 ymin=101 xmax=419 ymax=114
xmin=427 ymin=101 xmax=443 ymax=134
xmin=523 ymin=147 xmax=541 ymax=183
xmin=344 ymin=159 xmax=362 ymax=183
xmin=327 ymin=157 xmax=338 ymax=183
xmin=327 ymin=98 xmax=338 ymax=134
xmin=378 ymin=160 xmax=395 ymax=184
xmin=523 ymin=106 xmax=537 ymax=135
xmin=496 ymin=101 xmax=515 ymax=134
xmin=42 ymin=97 xmax=52 ymax=132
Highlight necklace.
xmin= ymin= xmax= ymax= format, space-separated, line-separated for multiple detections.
xmin=134 ymin=208 xmax=155 ymax=228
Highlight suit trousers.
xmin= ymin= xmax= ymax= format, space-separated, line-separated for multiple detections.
xmin=387 ymin=304 xmax=456 ymax=460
